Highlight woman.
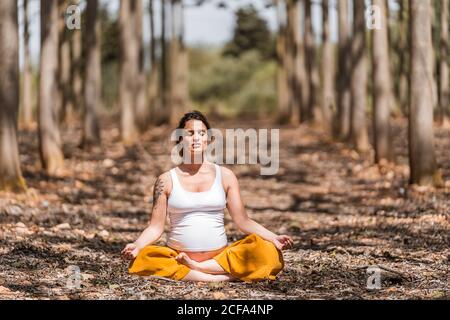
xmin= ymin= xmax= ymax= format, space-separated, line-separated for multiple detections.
xmin=122 ymin=111 xmax=294 ymax=282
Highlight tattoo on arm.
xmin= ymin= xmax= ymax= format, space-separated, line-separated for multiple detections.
xmin=153 ymin=177 xmax=164 ymax=206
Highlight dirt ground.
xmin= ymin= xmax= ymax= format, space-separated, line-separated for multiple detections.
xmin=0 ymin=118 xmax=448 ymax=300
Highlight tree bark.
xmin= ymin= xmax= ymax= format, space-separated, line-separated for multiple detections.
xmin=22 ymin=0 xmax=33 ymax=129
xmin=335 ymin=0 xmax=351 ymax=140
xmin=408 ymin=0 xmax=442 ymax=186
xmin=134 ymin=0 xmax=148 ymax=131
xmin=372 ymin=0 xmax=393 ymax=163
xmin=304 ymin=0 xmax=320 ymax=123
xmin=70 ymin=0 xmax=82 ymax=124
xmin=169 ymin=0 xmax=188 ymax=125
xmin=349 ymin=0 xmax=370 ymax=152
xmin=438 ymin=0 xmax=449 ymax=123
xmin=320 ymin=0 xmax=334 ymax=133
xmin=0 ymin=0 xmax=26 ymax=191
xmin=397 ymin=0 xmax=410 ymax=116
xmin=275 ymin=0 xmax=290 ymax=124
xmin=119 ymin=0 xmax=140 ymax=145
xmin=286 ymin=0 xmax=305 ymax=124
xmin=145 ymin=0 xmax=159 ymax=128
xmin=57 ymin=0 xmax=72 ymax=126
xmin=82 ymin=0 xmax=101 ymax=146
xmin=39 ymin=0 xmax=65 ymax=175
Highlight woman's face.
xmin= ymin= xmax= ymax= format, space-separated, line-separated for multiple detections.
xmin=182 ymin=119 xmax=208 ymax=155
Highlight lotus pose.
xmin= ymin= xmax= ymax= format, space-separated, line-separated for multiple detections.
xmin=122 ymin=111 xmax=294 ymax=282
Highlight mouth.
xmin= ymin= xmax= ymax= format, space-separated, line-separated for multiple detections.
xmin=192 ymin=143 xmax=201 ymax=148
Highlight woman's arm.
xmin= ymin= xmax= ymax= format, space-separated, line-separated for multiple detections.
xmin=222 ymin=167 xmax=294 ymax=251
xmin=122 ymin=173 xmax=170 ymax=259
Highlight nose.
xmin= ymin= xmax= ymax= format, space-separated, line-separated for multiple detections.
xmin=193 ymin=132 xmax=201 ymax=141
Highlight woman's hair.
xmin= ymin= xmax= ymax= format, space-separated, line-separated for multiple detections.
xmin=177 ymin=110 xmax=211 ymax=131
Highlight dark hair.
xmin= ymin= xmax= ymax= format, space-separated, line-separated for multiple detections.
xmin=177 ymin=110 xmax=211 ymax=131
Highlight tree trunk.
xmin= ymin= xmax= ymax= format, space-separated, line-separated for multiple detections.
xmin=169 ymin=0 xmax=188 ymax=125
xmin=349 ymin=0 xmax=370 ymax=152
xmin=119 ymin=0 xmax=139 ymax=145
xmin=134 ymin=0 xmax=148 ymax=131
xmin=39 ymin=0 xmax=64 ymax=175
xmin=304 ymin=0 xmax=320 ymax=123
xmin=397 ymin=0 xmax=410 ymax=116
xmin=70 ymin=0 xmax=82 ymax=124
xmin=82 ymin=0 xmax=101 ymax=147
xmin=22 ymin=0 xmax=33 ymax=129
xmin=372 ymin=0 xmax=393 ymax=163
xmin=275 ymin=0 xmax=290 ymax=124
xmin=438 ymin=0 xmax=449 ymax=123
xmin=151 ymin=1 xmax=171 ymax=125
xmin=145 ymin=0 xmax=159 ymax=128
xmin=286 ymin=0 xmax=304 ymax=124
xmin=335 ymin=0 xmax=351 ymax=140
xmin=57 ymin=0 xmax=72 ymax=126
xmin=429 ymin=3 xmax=438 ymax=117
xmin=408 ymin=0 xmax=442 ymax=186
xmin=0 ymin=0 xmax=26 ymax=191
xmin=320 ymin=0 xmax=334 ymax=133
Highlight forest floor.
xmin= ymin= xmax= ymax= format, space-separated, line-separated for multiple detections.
xmin=0 ymin=117 xmax=448 ymax=300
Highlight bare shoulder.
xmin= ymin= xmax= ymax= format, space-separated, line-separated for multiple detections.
xmin=153 ymin=171 xmax=172 ymax=196
xmin=219 ymin=166 xmax=239 ymax=188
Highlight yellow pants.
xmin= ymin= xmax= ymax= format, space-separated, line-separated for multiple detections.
xmin=128 ymin=234 xmax=284 ymax=282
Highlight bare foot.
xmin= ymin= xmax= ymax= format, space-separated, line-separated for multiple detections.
xmin=175 ymin=252 xmax=200 ymax=270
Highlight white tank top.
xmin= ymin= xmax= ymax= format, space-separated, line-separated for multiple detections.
xmin=166 ymin=163 xmax=228 ymax=252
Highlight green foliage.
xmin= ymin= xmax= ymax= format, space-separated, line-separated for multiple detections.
xmin=189 ymin=48 xmax=276 ymax=118
xmin=223 ymin=5 xmax=275 ymax=60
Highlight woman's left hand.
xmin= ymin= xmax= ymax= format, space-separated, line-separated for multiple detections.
xmin=272 ymin=235 xmax=294 ymax=251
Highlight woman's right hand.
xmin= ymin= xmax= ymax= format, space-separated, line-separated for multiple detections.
xmin=121 ymin=243 xmax=140 ymax=260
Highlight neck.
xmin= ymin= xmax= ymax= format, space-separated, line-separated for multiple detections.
xmin=180 ymin=153 xmax=206 ymax=174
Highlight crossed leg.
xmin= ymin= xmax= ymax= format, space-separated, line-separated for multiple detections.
xmin=175 ymin=252 xmax=238 ymax=282
xmin=182 ymin=270 xmax=237 ymax=282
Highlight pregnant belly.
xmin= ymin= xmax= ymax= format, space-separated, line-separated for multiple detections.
xmin=184 ymin=245 xmax=228 ymax=262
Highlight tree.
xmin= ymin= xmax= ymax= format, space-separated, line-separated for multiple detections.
xmin=21 ymin=0 xmax=33 ymax=129
xmin=408 ymin=0 xmax=442 ymax=186
xmin=39 ymin=0 xmax=64 ymax=175
xmin=57 ymin=0 xmax=72 ymax=126
xmin=304 ymin=0 xmax=320 ymax=123
xmin=320 ymin=0 xmax=334 ymax=133
xmin=335 ymin=0 xmax=351 ymax=140
xmin=157 ymin=0 xmax=171 ymax=125
xmin=349 ymin=0 xmax=370 ymax=152
xmin=223 ymin=4 xmax=274 ymax=60
xmin=134 ymin=0 xmax=148 ymax=130
xmin=286 ymin=0 xmax=306 ymax=124
xmin=372 ymin=0 xmax=393 ymax=163
xmin=169 ymin=0 xmax=189 ymax=125
xmin=275 ymin=0 xmax=290 ymax=123
xmin=119 ymin=0 xmax=140 ymax=145
xmin=396 ymin=0 xmax=410 ymax=115
xmin=0 ymin=0 xmax=26 ymax=191
xmin=82 ymin=0 xmax=101 ymax=146
xmin=70 ymin=0 xmax=82 ymax=124
xmin=140 ymin=0 xmax=158 ymax=129
xmin=438 ymin=0 xmax=449 ymax=123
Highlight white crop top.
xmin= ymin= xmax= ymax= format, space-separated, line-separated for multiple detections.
xmin=166 ymin=164 xmax=228 ymax=252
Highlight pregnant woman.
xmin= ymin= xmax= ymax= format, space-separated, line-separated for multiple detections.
xmin=122 ymin=111 xmax=294 ymax=282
